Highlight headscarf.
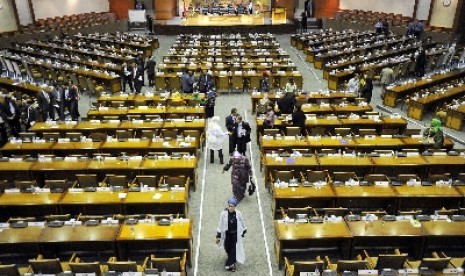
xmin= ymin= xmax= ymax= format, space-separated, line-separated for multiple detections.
xmin=208 ymin=116 xmax=220 ymax=129
xmin=228 ymin=197 xmax=238 ymax=206
xmin=431 ymin=118 xmax=442 ymax=133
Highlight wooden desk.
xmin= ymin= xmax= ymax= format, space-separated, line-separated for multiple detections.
xmin=274 ymin=220 xmax=352 ymax=268
xmin=140 ymin=158 xmax=198 ymax=191
xmin=318 ymin=155 xmax=373 ymax=176
xmin=445 ymin=106 xmax=465 ymax=131
xmin=50 ymin=141 xmax=102 ymax=155
xmin=0 ymin=160 xmax=34 ymax=182
xmin=72 ymin=121 xmax=123 ymax=135
xmin=40 ymin=224 xmax=120 ymax=257
xmin=0 ymin=225 xmax=43 ymax=257
xmin=332 ymin=185 xmax=397 ymax=214
xmin=117 ymin=220 xmax=192 ymax=264
xmin=59 ymin=190 xmax=124 ymax=215
xmin=422 ymin=220 xmax=465 ymax=255
xmin=422 ymin=154 xmax=465 ymax=175
xmin=347 ymin=220 xmax=425 ymax=259
xmin=1 ymin=141 xmax=54 ymax=156
xmin=272 ymin=185 xmax=335 ymax=217
xmin=0 ymin=192 xmax=62 ymax=218
xmin=393 ymin=184 xmax=462 ymax=211
xmin=124 ymin=190 xmax=188 ymax=216
xmin=31 ymin=159 xmax=90 ymax=184
xmin=100 ymin=140 xmax=151 ymax=155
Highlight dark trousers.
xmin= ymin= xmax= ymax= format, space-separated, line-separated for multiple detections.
xmin=122 ymin=76 xmax=134 ymax=92
xmin=228 ymin=135 xmax=236 ymax=155
xmin=147 ymin=73 xmax=154 ymax=86
xmin=134 ymin=80 xmax=143 ymax=94
xmin=236 ymin=138 xmax=247 ymax=156
xmin=66 ymin=99 xmax=79 ymax=121
xmin=7 ymin=119 xmax=21 ymax=137
xmin=55 ymin=102 xmax=65 ymax=121
xmin=210 ymin=149 xmax=224 ymax=164
xmin=224 ymin=232 xmax=237 ymax=266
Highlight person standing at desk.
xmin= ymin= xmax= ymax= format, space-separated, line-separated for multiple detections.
xmin=248 ymin=1 xmax=253 ymax=14
xmin=145 ymin=56 xmax=156 ymax=87
xmin=121 ymin=62 xmax=134 ymax=93
xmin=134 ymin=64 xmax=144 ymax=94
xmin=285 ymin=77 xmax=297 ymax=94
xmin=216 ymin=197 xmax=246 ymax=272
xmin=233 ymin=115 xmax=251 ymax=156
xmin=181 ymin=70 xmax=194 ymax=93
xmin=291 ymin=104 xmax=306 ymax=135
xmin=361 ymin=77 xmax=373 ymax=104
xmin=415 ymin=46 xmax=426 ymax=77
xmin=65 ymin=85 xmax=80 ymax=121
xmin=198 ymin=70 xmax=213 ymax=93
xmin=207 ymin=116 xmax=227 ymax=164
xmin=225 ymin=108 xmax=238 ymax=156
xmin=277 ymin=92 xmax=296 ymax=115
xmin=37 ymin=86 xmax=51 ymax=121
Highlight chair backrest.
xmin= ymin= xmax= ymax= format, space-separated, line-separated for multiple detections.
xmin=306 ymin=170 xmax=328 ymax=183
xmin=286 ymin=127 xmax=301 ymax=136
xmin=69 ymin=262 xmax=102 ymax=276
xmin=263 ymin=129 xmax=280 ymax=136
xmin=419 ymin=257 xmax=451 ymax=271
xmin=0 ymin=180 xmax=8 ymax=192
xmin=107 ymin=261 xmax=138 ymax=272
xmin=334 ymin=128 xmax=351 ymax=136
xmin=427 ymin=173 xmax=449 ymax=183
xmin=376 ymin=254 xmax=408 ymax=270
xmin=319 ymin=207 xmax=348 ymax=217
xmin=76 ymin=174 xmax=99 ymax=188
xmin=141 ymin=129 xmax=157 ymax=139
xmin=44 ymin=179 xmax=70 ymax=192
xmin=274 ymin=170 xmax=294 ymax=182
xmin=161 ymin=129 xmax=178 ymax=139
xmin=42 ymin=132 xmax=60 ymax=142
xmin=333 ymin=172 xmax=357 ymax=182
xmin=19 ymin=132 xmax=36 ymax=142
xmin=336 ymin=260 xmax=367 ymax=272
xmin=151 ymin=257 xmax=181 ymax=272
xmin=134 ymin=175 xmax=157 ymax=187
xmin=14 ymin=180 xmax=38 ymax=191
xmin=161 ymin=176 xmax=187 ymax=187
xmin=29 ymin=259 xmax=63 ymax=274
xmin=359 ymin=129 xmax=377 ymax=136
xmin=294 ymin=261 xmax=325 ymax=274
xmin=65 ymin=132 xmax=83 ymax=141
xmin=364 ymin=174 xmax=389 ymax=184
xmin=0 ymin=264 xmax=21 ymax=276
xmin=90 ymin=131 xmax=107 ymax=142
xmin=287 ymin=207 xmax=311 ymax=219
xmin=107 ymin=175 xmax=128 ymax=188
xmin=116 ymin=129 xmax=133 ymax=141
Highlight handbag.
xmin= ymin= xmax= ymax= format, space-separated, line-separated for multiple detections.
xmin=248 ymin=177 xmax=256 ymax=196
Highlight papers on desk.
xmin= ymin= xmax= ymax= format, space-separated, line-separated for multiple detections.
xmin=0 ymin=223 xmax=9 ymax=228
xmin=97 ymin=187 xmax=111 ymax=192
xmin=64 ymin=220 xmax=83 ymax=226
xmin=380 ymin=135 xmax=392 ymax=138
xmin=98 ymin=106 xmax=109 ymax=111
xmin=28 ymin=221 xmax=45 ymax=227
xmin=274 ymin=181 xmax=288 ymax=188
xmin=68 ymin=188 xmax=84 ymax=192
xmin=64 ymin=156 xmax=78 ymax=161
xmin=129 ymin=156 xmax=143 ymax=161
xmin=152 ymin=193 xmax=162 ymax=200
xmin=4 ymin=188 xmax=20 ymax=193
xmin=58 ymin=138 xmax=71 ymax=143
xmin=34 ymin=139 xmax=46 ymax=143
xmin=344 ymin=180 xmax=359 ymax=186
xmin=127 ymin=138 xmax=141 ymax=142
xmin=35 ymin=188 xmax=50 ymax=193
xmin=65 ymin=121 xmax=77 ymax=125
xmin=101 ymin=219 xmax=119 ymax=224
xmin=90 ymin=120 xmax=101 ymax=124
xmin=374 ymin=181 xmax=389 ymax=186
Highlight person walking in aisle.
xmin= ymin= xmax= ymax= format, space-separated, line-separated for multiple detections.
xmin=215 ymin=197 xmax=246 ymax=272
xmin=207 ymin=116 xmax=227 ymax=164
xmin=225 ymin=108 xmax=238 ymax=156
xmin=145 ymin=56 xmax=156 ymax=87
xmin=222 ymin=151 xmax=252 ymax=202
xmin=233 ymin=115 xmax=251 ymax=156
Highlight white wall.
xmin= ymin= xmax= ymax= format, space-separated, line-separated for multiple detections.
xmin=415 ymin=0 xmax=432 ymax=20
xmin=430 ymin=0 xmax=458 ymax=28
xmin=0 ymin=0 xmax=17 ymax=32
xmin=15 ymin=0 xmax=33 ymax=26
xmin=32 ymin=0 xmax=109 ymax=20
xmin=339 ymin=0 xmax=416 ymax=17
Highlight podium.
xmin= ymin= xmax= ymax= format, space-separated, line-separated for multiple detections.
xmin=272 ymin=7 xmax=286 ymax=24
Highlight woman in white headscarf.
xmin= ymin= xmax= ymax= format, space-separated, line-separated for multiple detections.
xmin=207 ymin=116 xmax=228 ymax=164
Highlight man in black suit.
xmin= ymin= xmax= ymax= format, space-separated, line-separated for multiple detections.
xmin=134 ymin=64 xmax=144 ymax=94
xmin=121 ymin=62 xmax=134 ymax=93
xmin=291 ymin=105 xmax=306 ymax=136
xmin=198 ymin=70 xmax=213 ymax=93
xmin=145 ymin=56 xmax=156 ymax=87
xmin=225 ymin=108 xmax=238 ymax=156
xmin=37 ymin=87 xmax=51 ymax=121
xmin=233 ymin=115 xmax=251 ymax=156
xmin=4 ymin=95 xmax=21 ymax=137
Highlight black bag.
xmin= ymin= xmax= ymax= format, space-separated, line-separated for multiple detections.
xmin=248 ymin=178 xmax=256 ymax=196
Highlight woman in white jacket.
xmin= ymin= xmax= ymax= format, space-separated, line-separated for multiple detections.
xmin=216 ymin=198 xmax=246 ymax=272
xmin=207 ymin=116 xmax=228 ymax=164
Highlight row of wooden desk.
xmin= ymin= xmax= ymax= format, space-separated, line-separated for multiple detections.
xmin=272 ymin=181 xmax=465 ymax=218
xmin=1 ymin=138 xmax=198 ymax=156
xmin=263 ymin=153 xmax=462 ymax=183
xmin=29 ymin=119 xmax=206 ymax=136
xmin=0 ymin=188 xmax=187 ymax=219
xmin=0 ymin=157 xmax=197 ymax=190
xmin=86 ymin=106 xmax=206 ymax=119
xmin=259 ymin=135 xmax=454 ymax=153
xmin=275 ymin=219 xmax=465 ymax=268
xmin=0 ymin=220 xmax=191 ymax=264
xmin=256 ymin=116 xmax=408 ymax=142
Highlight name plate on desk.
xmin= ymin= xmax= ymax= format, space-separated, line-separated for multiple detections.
xmin=4 ymin=188 xmax=20 ymax=193
xmin=375 ymin=181 xmax=389 ymax=186
xmin=98 ymin=106 xmax=109 ymax=111
xmin=58 ymin=138 xmax=71 ymax=143
xmin=171 ymin=186 xmax=185 ymax=192
xmin=398 ymin=269 xmax=418 ymax=274
xmin=90 ymin=120 xmax=101 ymax=124
xmin=344 ymin=180 xmax=359 ymax=186
xmin=101 ymin=219 xmax=119 ymax=224
xmin=443 ymin=268 xmax=464 ymax=275
xmin=28 ymin=221 xmax=45 ymax=227
xmin=65 ymin=121 xmax=77 ymax=125
xmin=68 ymin=188 xmax=84 ymax=192
xmin=64 ymin=156 xmax=78 ymax=161
xmin=127 ymin=138 xmax=141 ymax=142
xmin=132 ymin=120 xmax=144 ymax=124
xmin=96 ymin=187 xmax=111 ymax=192
xmin=64 ymin=220 xmax=82 ymax=226
xmin=0 ymin=222 xmax=10 ymax=228
xmin=300 ymin=272 xmax=320 ymax=276
xmin=36 ymin=188 xmax=51 ymax=193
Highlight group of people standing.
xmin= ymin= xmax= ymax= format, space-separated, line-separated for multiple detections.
xmin=121 ymin=55 xmax=156 ymax=94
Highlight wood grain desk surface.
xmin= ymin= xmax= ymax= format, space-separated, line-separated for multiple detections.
xmin=393 ymin=185 xmax=462 ymax=197
xmin=0 ymin=192 xmax=63 ymax=205
xmin=275 ymin=220 xmax=352 ymax=240
xmin=117 ymin=220 xmax=191 ymax=240
xmin=347 ymin=220 xmax=425 ymax=237
xmin=273 ymin=185 xmax=335 ymax=199
xmin=40 ymin=224 xmax=120 ymax=242
xmin=332 ymin=185 xmax=397 ymax=197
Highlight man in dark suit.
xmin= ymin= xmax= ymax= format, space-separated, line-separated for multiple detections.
xmin=37 ymin=87 xmax=51 ymax=121
xmin=4 ymin=95 xmax=21 ymax=137
xmin=225 ymin=108 xmax=238 ymax=156
xmin=291 ymin=105 xmax=306 ymax=136
xmin=198 ymin=70 xmax=213 ymax=93
xmin=145 ymin=56 xmax=156 ymax=87
xmin=233 ymin=115 xmax=251 ymax=156
xmin=121 ymin=62 xmax=134 ymax=93
xmin=134 ymin=64 xmax=144 ymax=94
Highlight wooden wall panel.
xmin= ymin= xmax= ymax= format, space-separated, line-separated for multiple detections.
xmin=109 ymin=0 xmax=135 ymax=20
xmin=274 ymin=0 xmax=295 ymax=20
xmin=155 ymin=0 xmax=176 ymax=20
xmin=314 ymin=0 xmax=339 ymax=18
